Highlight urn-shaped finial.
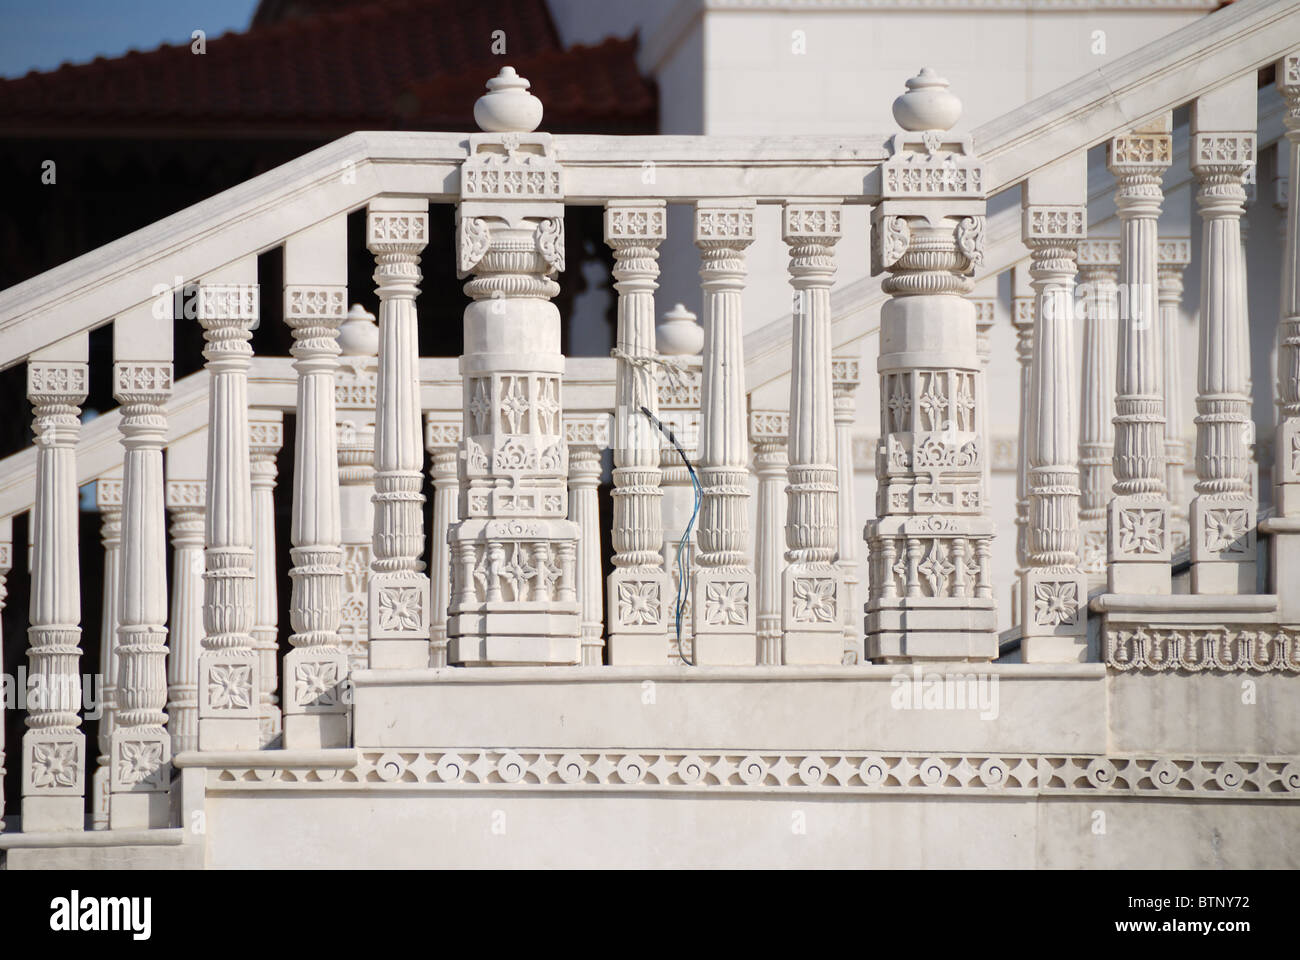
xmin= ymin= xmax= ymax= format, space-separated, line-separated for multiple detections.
xmin=473 ymin=66 xmax=544 ymax=133
xmin=892 ymin=67 xmax=962 ymax=132
xmin=338 ymin=303 xmax=379 ymax=356
xmin=656 ymin=304 xmax=703 ymax=356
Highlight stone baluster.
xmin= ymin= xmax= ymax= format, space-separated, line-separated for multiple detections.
xmin=693 ymin=199 xmax=757 ymax=665
xmin=91 ymin=474 xmax=122 ymax=830
xmin=0 ymin=517 xmax=10 ymax=832
xmin=425 ymin=413 xmax=462 ymax=667
xmin=866 ymin=69 xmax=995 ymax=662
xmin=781 ymin=202 xmax=843 ymax=665
xmin=605 ymin=201 xmax=672 ymax=665
xmin=367 ymin=198 xmax=432 ymax=669
xmin=198 ymin=271 xmax=262 ymax=751
xmin=750 ymin=410 xmax=789 ymax=665
xmin=1158 ymin=238 xmax=1193 ymax=551
xmin=1190 ymin=78 xmax=1258 ymax=594
xmin=109 ymin=322 xmax=173 ymax=828
xmin=23 ymin=337 xmax=89 ymax=831
xmin=335 ymin=305 xmax=379 ymax=672
xmin=1106 ymin=118 xmax=1173 ymax=594
xmin=248 ymin=409 xmax=283 ymax=746
xmin=565 ymin=414 xmax=611 ymax=665
xmin=448 ymin=69 xmax=581 ymax=665
xmin=1010 ymin=266 xmax=1034 ymax=625
xmin=655 ymin=305 xmax=704 ymax=664
xmin=831 ymin=356 xmax=862 ymax=664
xmin=283 ymin=224 xmax=349 ymax=748
xmin=1019 ymin=159 xmax=1088 ymax=662
xmin=165 ymin=471 xmax=205 ymax=757
xmin=1267 ymin=52 xmax=1300 ymax=618
xmin=1076 ymin=239 xmax=1121 ymax=582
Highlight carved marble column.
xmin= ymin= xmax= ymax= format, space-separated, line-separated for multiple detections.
xmin=605 ymin=201 xmax=672 ymax=665
xmin=109 ymin=356 xmax=173 ymax=828
xmin=655 ymin=305 xmax=704 ymax=664
xmin=832 ymin=357 xmax=862 ymax=664
xmin=248 ymin=409 xmax=283 ymax=746
xmin=1010 ymin=267 xmax=1034 ymax=625
xmin=425 ymin=413 xmax=461 ymax=667
xmin=866 ymin=70 xmax=995 ymax=662
xmin=1158 ymin=238 xmax=1193 ymax=551
xmin=1190 ymin=84 xmax=1257 ymax=595
xmin=1106 ymin=119 xmax=1173 ymax=594
xmin=693 ymin=200 xmax=757 ymax=665
xmin=1020 ymin=183 xmax=1088 ymax=662
xmin=283 ymin=277 xmax=348 ymax=749
xmin=91 ymin=476 xmax=122 ymax=830
xmin=565 ymin=414 xmax=610 ymax=665
xmin=198 ymin=277 xmax=261 ymax=751
xmin=367 ymin=199 xmax=432 ymax=668
xmin=0 ymin=519 xmax=10 ymax=832
xmin=165 ymin=478 xmax=205 ymax=755
xmin=1268 ymin=52 xmax=1300 ymax=620
xmin=448 ymin=71 xmax=581 ymax=665
xmin=23 ymin=345 xmax=89 ymax=831
xmin=781 ymin=202 xmax=844 ymax=665
xmin=750 ymin=410 xmax=789 ymax=665
xmin=335 ymin=305 xmax=378 ymax=671
xmin=1076 ymin=240 xmax=1121 ymax=583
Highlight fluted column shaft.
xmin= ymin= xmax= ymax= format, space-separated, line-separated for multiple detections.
xmin=1106 ymin=125 xmax=1173 ymax=594
xmin=0 ymin=525 xmax=10 ymax=832
xmin=198 ymin=282 xmax=261 ymax=751
xmin=832 ymin=360 xmax=861 ymax=663
xmin=424 ymin=415 xmax=461 ymax=668
xmin=23 ymin=358 xmax=89 ymax=830
xmin=781 ymin=203 xmax=843 ymax=665
xmin=1011 ymin=287 xmax=1033 ymax=623
xmin=248 ymin=414 xmax=282 ymax=746
xmin=166 ymin=484 xmax=205 ymax=755
xmin=1076 ymin=244 xmax=1120 ymax=580
xmin=692 ymin=201 xmax=757 ymax=665
xmin=91 ymin=481 xmax=122 ymax=830
xmin=283 ymin=286 xmax=348 ymax=748
xmin=1191 ymin=129 xmax=1257 ymax=593
xmin=566 ymin=428 xmax=606 ymax=665
xmin=109 ymin=361 xmax=173 ymax=827
xmin=751 ymin=414 xmax=789 ymax=665
xmin=1158 ymin=241 xmax=1192 ymax=550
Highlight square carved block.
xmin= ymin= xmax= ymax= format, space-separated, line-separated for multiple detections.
xmin=1107 ymin=497 xmax=1171 ymax=563
xmin=1021 ymin=569 xmax=1087 ymax=639
xmin=1190 ymin=498 xmax=1257 ymax=563
xmin=368 ymin=573 xmax=431 ymax=640
xmin=607 ymin=569 xmax=671 ymax=635
xmin=198 ymin=649 xmax=260 ymax=720
xmin=781 ymin=564 xmax=846 ymax=666
xmin=283 ymin=647 xmax=349 ymax=715
xmin=22 ymin=730 xmax=85 ymax=796
xmin=692 ymin=569 xmax=757 ymax=666
xmin=110 ymin=729 xmax=170 ymax=792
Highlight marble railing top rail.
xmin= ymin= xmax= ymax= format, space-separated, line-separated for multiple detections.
xmin=0 ymin=355 xmax=618 ymax=521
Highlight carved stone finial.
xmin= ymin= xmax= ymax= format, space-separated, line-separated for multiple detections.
xmin=338 ymin=303 xmax=378 ymax=356
xmin=892 ymin=66 xmax=962 ymax=132
xmin=473 ymin=66 xmax=543 ymax=133
xmin=656 ymin=304 xmax=703 ymax=356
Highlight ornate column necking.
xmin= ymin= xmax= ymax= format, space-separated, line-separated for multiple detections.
xmin=693 ymin=199 xmax=758 ymax=665
xmin=248 ymin=410 xmax=283 ymax=746
xmin=91 ymin=477 xmax=122 ymax=830
xmin=750 ymin=410 xmax=789 ymax=665
xmin=1158 ymin=238 xmax=1193 ymax=551
xmin=198 ymin=280 xmax=261 ymax=751
xmin=781 ymin=202 xmax=844 ymax=665
xmin=23 ymin=353 xmax=89 ymax=830
xmin=448 ymin=70 xmax=581 ymax=665
xmin=166 ymin=480 xmax=205 ymax=755
xmin=1076 ymin=240 xmax=1121 ymax=582
xmin=1020 ymin=199 xmax=1087 ymax=662
xmin=425 ymin=413 xmax=462 ymax=667
xmin=283 ymin=284 xmax=348 ymax=748
xmin=1190 ymin=119 xmax=1258 ymax=594
xmin=566 ymin=415 xmax=610 ymax=665
xmin=605 ymin=201 xmax=672 ymax=665
xmin=1106 ymin=120 xmax=1173 ymax=594
xmin=109 ymin=359 xmax=173 ymax=828
xmin=866 ymin=69 xmax=995 ymax=662
xmin=832 ymin=357 xmax=862 ymax=664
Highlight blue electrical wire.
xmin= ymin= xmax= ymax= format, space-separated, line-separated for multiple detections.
xmin=639 ymin=405 xmax=701 ymax=666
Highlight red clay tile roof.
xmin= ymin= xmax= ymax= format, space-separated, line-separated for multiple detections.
xmin=0 ymin=0 xmax=655 ymax=136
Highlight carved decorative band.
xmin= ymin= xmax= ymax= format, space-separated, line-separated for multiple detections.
xmin=114 ymin=362 xmax=173 ymax=400
xmin=27 ymin=362 xmax=88 ymax=400
xmin=605 ymin=203 xmax=667 ymax=241
xmin=1024 ymin=205 xmax=1085 ymax=240
xmin=1106 ymin=625 xmax=1299 ymax=672
xmin=285 ymin=285 xmax=347 ymax=319
xmin=198 ymin=284 xmax=259 ymax=321
xmin=166 ymin=481 xmax=207 ymax=509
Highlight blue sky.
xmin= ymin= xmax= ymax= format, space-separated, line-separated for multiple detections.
xmin=0 ymin=0 xmax=259 ymax=79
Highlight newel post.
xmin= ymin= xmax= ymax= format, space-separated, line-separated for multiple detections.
xmin=866 ymin=68 xmax=995 ymax=663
